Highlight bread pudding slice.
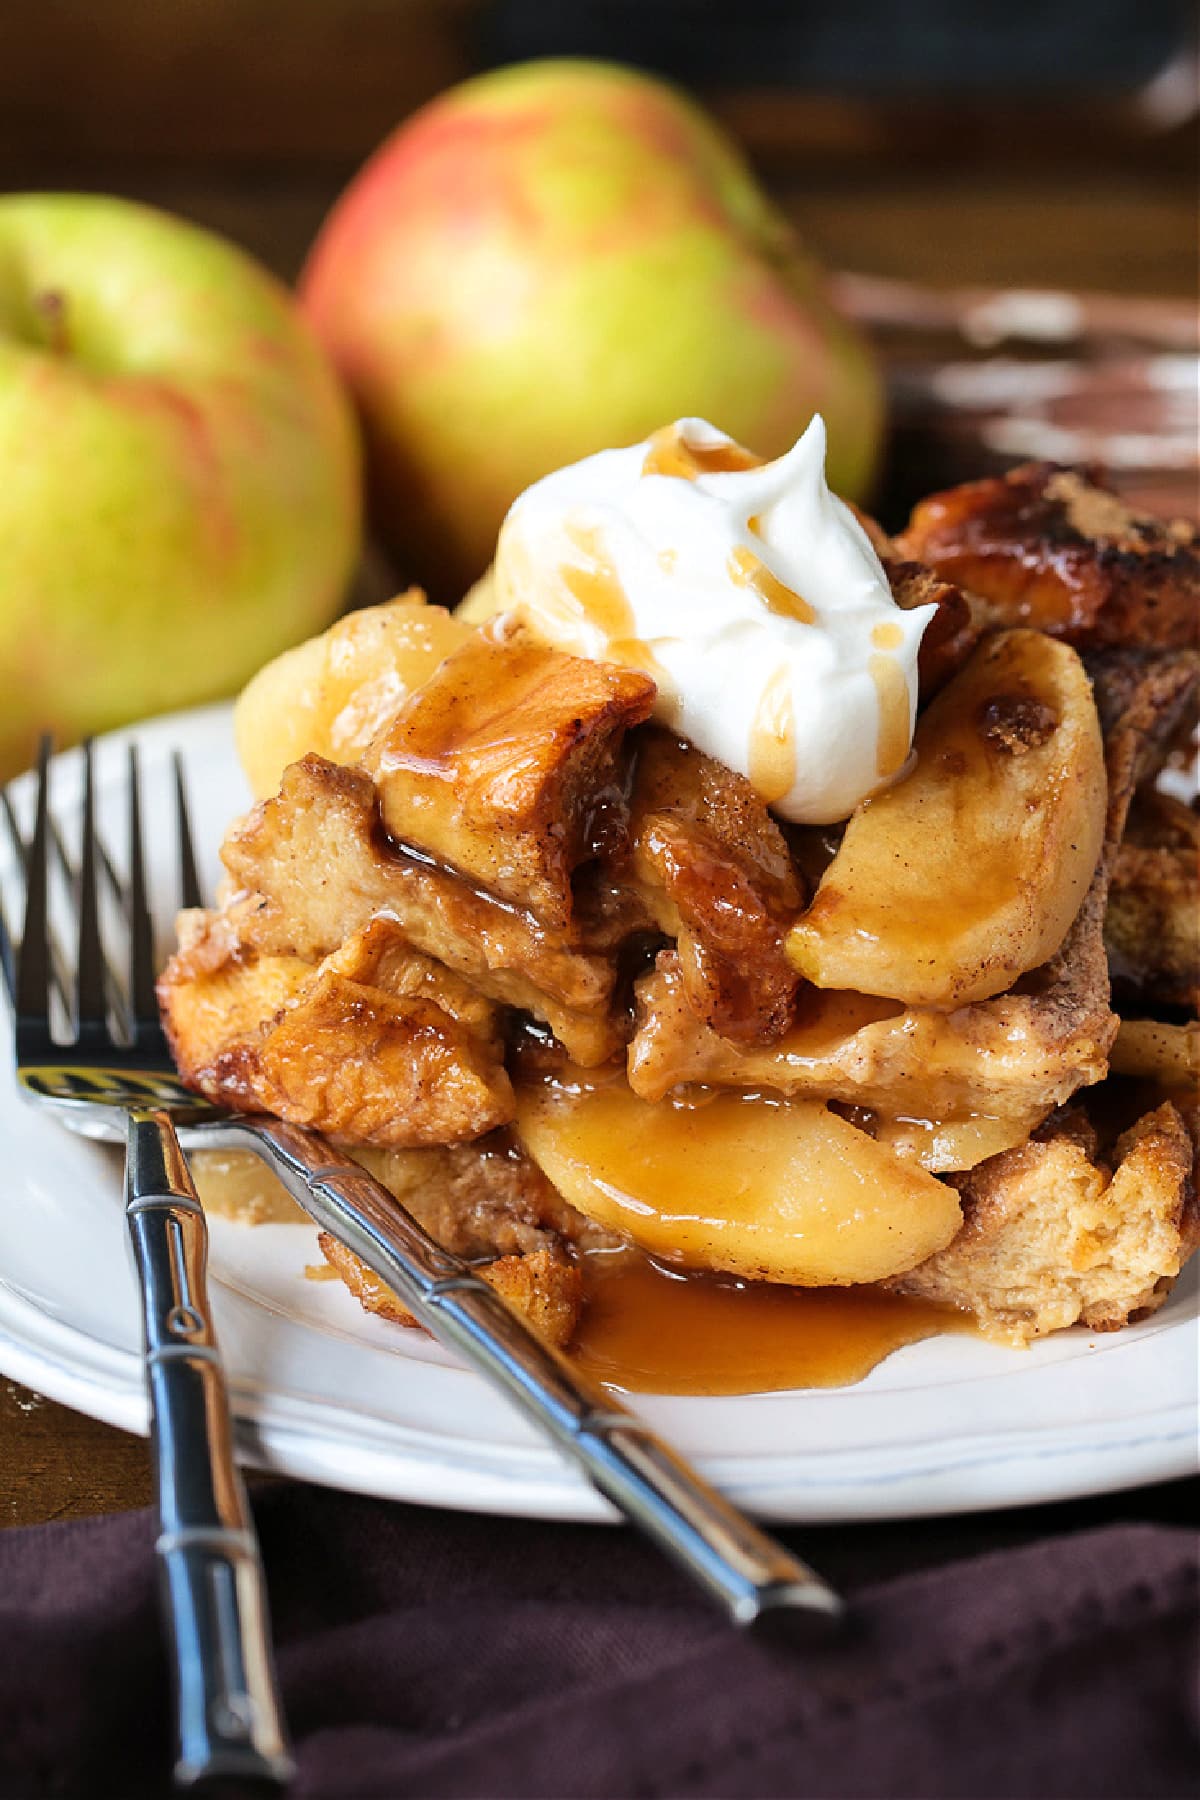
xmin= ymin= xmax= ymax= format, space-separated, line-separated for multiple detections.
xmin=160 ymin=458 xmax=1200 ymax=1352
xmin=162 ymin=911 xmax=515 ymax=1147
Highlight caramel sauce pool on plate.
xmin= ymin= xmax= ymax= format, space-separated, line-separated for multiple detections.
xmin=193 ymin=1150 xmax=970 ymax=1396
xmin=574 ymin=1251 xmax=969 ymax=1396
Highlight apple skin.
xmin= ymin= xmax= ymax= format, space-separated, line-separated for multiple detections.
xmin=0 ymin=193 xmax=361 ymax=777
xmin=299 ymin=58 xmax=883 ymax=600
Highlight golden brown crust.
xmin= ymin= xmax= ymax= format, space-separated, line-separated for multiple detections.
xmin=365 ymin=624 xmax=655 ymax=929
xmin=159 ymin=912 xmax=313 ymax=1085
xmin=897 ymin=462 xmax=1200 ymax=649
xmin=160 ymin=932 xmax=516 ymax=1147
xmin=253 ymin=973 xmax=515 ymax=1147
xmin=321 ymin=917 xmax=504 ymax=1047
xmin=317 ymin=1232 xmax=583 ymax=1348
xmin=888 ymin=1101 xmax=1197 ymax=1341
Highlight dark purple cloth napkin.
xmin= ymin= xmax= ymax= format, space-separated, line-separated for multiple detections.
xmin=1 ymin=1479 xmax=1196 ymax=1800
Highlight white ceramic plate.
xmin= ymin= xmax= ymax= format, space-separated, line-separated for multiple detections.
xmin=0 ymin=707 xmax=1195 ymax=1522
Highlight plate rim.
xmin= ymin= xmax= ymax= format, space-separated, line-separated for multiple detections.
xmin=1 ymin=1273 xmax=1195 ymax=1522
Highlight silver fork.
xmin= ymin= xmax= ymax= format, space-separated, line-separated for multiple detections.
xmin=2 ymin=739 xmax=844 ymax=1646
xmin=0 ymin=738 xmax=294 ymax=1790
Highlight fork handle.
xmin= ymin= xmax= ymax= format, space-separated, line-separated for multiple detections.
xmin=212 ymin=1115 xmax=843 ymax=1633
xmin=125 ymin=1109 xmax=293 ymax=1789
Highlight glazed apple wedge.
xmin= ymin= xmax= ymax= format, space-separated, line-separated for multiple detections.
xmin=516 ymin=1076 xmax=962 ymax=1285
xmin=787 ymin=630 xmax=1106 ymax=1008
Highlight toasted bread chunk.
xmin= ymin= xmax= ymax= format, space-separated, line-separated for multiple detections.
xmin=1106 ymin=790 xmax=1200 ymax=1012
xmin=255 ymin=972 xmax=514 ymax=1146
xmin=365 ymin=626 xmax=655 ymax=929
xmin=222 ymin=756 xmax=622 ymax=1064
xmin=321 ymin=917 xmax=503 ymax=1046
xmin=311 ymin=1127 xmax=596 ymax=1344
xmin=627 ymin=731 xmax=803 ymax=1045
xmin=631 ymin=731 xmax=801 ymax=902
xmin=349 ymin=1130 xmax=609 ymax=1259
xmin=888 ymin=1103 xmax=1198 ymax=1342
xmin=159 ymin=909 xmax=314 ymax=1083
xmin=318 ymin=1232 xmax=582 ymax=1348
xmin=161 ymin=930 xmax=515 ymax=1145
xmin=897 ymin=462 xmax=1200 ymax=648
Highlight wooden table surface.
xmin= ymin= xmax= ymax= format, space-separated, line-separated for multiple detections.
xmin=2 ymin=61 xmax=1196 ymax=1530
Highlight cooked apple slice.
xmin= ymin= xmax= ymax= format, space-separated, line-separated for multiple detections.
xmin=787 ymin=629 xmax=1106 ymax=1007
xmin=516 ymin=1075 xmax=961 ymax=1285
xmin=234 ymin=592 xmax=471 ymax=798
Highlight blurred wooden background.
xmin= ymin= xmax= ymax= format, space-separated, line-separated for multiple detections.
xmin=2 ymin=0 xmax=1194 ymax=294
xmin=4 ymin=0 xmax=1196 ymax=529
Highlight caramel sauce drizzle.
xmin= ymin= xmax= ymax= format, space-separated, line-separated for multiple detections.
xmin=727 ymin=546 xmax=815 ymax=624
xmin=869 ymin=652 xmax=912 ymax=779
xmin=559 ymin=523 xmax=637 ymax=641
xmin=748 ymin=666 xmax=796 ymax=804
xmin=642 ymin=423 xmax=763 ymax=480
xmin=559 ymin=522 xmax=672 ymax=697
xmin=871 ymin=620 xmax=904 ymax=650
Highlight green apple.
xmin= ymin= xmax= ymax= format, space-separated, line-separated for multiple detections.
xmin=0 ymin=193 xmax=361 ymax=776
xmin=300 ymin=58 xmax=883 ymax=599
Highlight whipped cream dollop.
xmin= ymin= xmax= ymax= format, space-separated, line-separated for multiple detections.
xmin=492 ymin=415 xmax=937 ymax=823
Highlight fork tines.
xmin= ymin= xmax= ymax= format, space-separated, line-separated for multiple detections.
xmin=0 ymin=738 xmax=183 ymax=1064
